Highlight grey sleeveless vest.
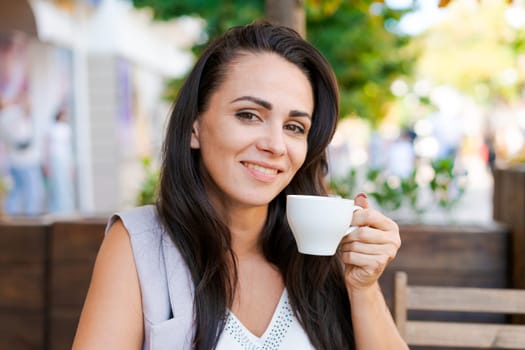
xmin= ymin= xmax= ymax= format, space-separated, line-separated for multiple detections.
xmin=106 ymin=205 xmax=195 ymax=350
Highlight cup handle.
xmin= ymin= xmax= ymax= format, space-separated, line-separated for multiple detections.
xmin=344 ymin=205 xmax=363 ymax=235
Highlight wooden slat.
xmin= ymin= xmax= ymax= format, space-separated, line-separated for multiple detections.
xmin=0 ymin=312 xmax=44 ymax=350
xmin=512 ymin=169 xmax=525 ymax=323
xmin=49 ymin=220 xmax=106 ymax=350
xmin=0 ymin=224 xmax=47 ymax=263
xmin=50 ymin=308 xmax=82 ymax=350
xmin=407 ymin=286 xmax=525 ymax=314
xmin=395 ymin=271 xmax=525 ymax=348
xmin=493 ymin=167 xmax=525 ymax=324
xmin=492 ymin=167 xmax=503 ymax=220
xmin=381 ymin=224 xmax=510 ymax=317
xmin=0 ymin=264 xmax=45 ymax=310
xmin=50 ymin=263 xmax=95 ymax=308
xmin=51 ymin=221 xmax=106 ymax=261
xmin=389 ymin=224 xmax=509 ymax=272
xmin=406 ymin=321 xmax=525 ymax=348
xmin=394 ymin=271 xmax=407 ymax=336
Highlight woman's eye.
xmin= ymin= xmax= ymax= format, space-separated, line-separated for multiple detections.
xmin=284 ymin=123 xmax=306 ymax=134
xmin=235 ymin=111 xmax=260 ymax=121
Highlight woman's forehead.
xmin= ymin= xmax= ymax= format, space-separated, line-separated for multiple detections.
xmin=213 ymin=53 xmax=314 ymax=111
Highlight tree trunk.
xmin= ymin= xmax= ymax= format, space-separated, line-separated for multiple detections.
xmin=265 ymin=0 xmax=306 ymax=38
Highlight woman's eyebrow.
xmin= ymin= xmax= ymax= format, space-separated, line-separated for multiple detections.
xmin=231 ymin=96 xmax=272 ymax=110
xmin=232 ymin=95 xmax=311 ymax=119
xmin=290 ymin=110 xmax=311 ymax=119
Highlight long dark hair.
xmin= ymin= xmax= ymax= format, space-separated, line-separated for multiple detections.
xmin=157 ymin=21 xmax=354 ymax=349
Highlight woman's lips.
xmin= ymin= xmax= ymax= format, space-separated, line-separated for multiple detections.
xmin=241 ymin=161 xmax=282 ymax=182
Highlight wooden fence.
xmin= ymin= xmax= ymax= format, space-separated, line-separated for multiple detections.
xmin=0 ymin=217 xmax=106 ymax=350
xmin=381 ymin=222 xmax=510 ymax=313
xmin=0 ymin=220 xmax=48 ymax=350
xmin=493 ymin=165 xmax=525 ymax=323
xmin=0 ymin=216 xmax=511 ymax=350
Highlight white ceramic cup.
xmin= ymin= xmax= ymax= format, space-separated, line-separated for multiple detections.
xmin=286 ymin=195 xmax=362 ymax=256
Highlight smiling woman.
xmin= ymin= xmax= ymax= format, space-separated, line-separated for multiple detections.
xmin=191 ymin=52 xmax=312 ymax=208
xmin=72 ymin=21 xmax=408 ymax=350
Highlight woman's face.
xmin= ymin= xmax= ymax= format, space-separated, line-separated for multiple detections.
xmin=191 ymin=52 xmax=314 ymax=211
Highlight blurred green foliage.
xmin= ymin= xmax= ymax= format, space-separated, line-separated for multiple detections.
xmin=306 ymin=2 xmax=414 ymax=125
xmin=136 ymin=157 xmax=160 ymax=206
xmin=329 ymin=156 xmax=467 ymax=221
xmin=132 ymin=0 xmax=264 ymax=54
xmin=0 ymin=176 xmax=7 ymax=216
xmin=414 ymin=1 xmax=525 ymax=104
xmin=132 ymin=0 xmax=416 ymax=125
xmin=366 ymin=168 xmax=404 ymax=212
xmin=0 ymin=177 xmax=6 ymax=195
xmin=328 ymin=168 xmax=357 ymax=199
xmin=429 ymin=157 xmax=466 ymax=212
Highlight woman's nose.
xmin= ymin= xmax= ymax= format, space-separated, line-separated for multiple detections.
xmin=256 ymin=124 xmax=286 ymax=156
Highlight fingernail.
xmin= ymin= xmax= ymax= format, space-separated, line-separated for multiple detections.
xmin=356 ymin=192 xmax=368 ymax=199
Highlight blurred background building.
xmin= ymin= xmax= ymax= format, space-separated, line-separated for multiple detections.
xmin=0 ymin=0 xmax=202 ymax=215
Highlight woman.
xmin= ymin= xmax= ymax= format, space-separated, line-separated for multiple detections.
xmin=73 ymin=22 xmax=407 ymax=350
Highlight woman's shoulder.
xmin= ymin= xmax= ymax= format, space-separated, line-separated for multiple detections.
xmin=106 ymin=204 xmax=164 ymax=239
xmin=105 ymin=205 xmax=194 ymax=327
xmin=105 ymin=205 xmax=173 ymax=266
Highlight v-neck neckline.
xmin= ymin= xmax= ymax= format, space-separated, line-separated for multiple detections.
xmin=227 ymin=288 xmax=288 ymax=341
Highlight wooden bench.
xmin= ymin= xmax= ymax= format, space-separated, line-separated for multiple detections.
xmin=394 ymin=271 xmax=525 ymax=349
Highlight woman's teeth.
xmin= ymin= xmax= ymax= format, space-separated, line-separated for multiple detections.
xmin=243 ymin=162 xmax=278 ymax=175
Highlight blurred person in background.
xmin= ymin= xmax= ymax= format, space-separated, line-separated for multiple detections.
xmin=0 ymin=142 xmax=8 ymax=216
xmin=43 ymin=107 xmax=75 ymax=214
xmin=385 ymin=128 xmax=415 ymax=179
xmin=0 ymin=33 xmax=45 ymax=216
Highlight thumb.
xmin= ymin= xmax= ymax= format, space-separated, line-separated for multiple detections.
xmin=354 ymin=192 xmax=369 ymax=209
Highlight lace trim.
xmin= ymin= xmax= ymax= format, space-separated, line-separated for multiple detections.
xmin=224 ymin=297 xmax=294 ymax=350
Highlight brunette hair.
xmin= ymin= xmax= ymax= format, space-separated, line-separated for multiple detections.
xmin=157 ymin=21 xmax=354 ymax=349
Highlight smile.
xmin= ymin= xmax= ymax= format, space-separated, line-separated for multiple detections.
xmin=241 ymin=162 xmax=280 ymax=175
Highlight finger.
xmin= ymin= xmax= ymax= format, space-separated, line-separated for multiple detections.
xmin=343 ymin=226 xmax=400 ymax=247
xmin=339 ymin=251 xmax=389 ymax=273
xmin=342 ymin=226 xmax=385 ymax=244
xmin=351 ymin=208 xmax=398 ymax=232
xmin=339 ymin=241 xmax=399 ymax=261
xmin=354 ymin=192 xmax=369 ymax=209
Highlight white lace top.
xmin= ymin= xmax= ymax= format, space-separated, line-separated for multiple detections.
xmin=216 ymin=289 xmax=315 ymax=350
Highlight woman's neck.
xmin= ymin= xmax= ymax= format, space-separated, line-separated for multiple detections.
xmin=223 ymin=205 xmax=268 ymax=258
